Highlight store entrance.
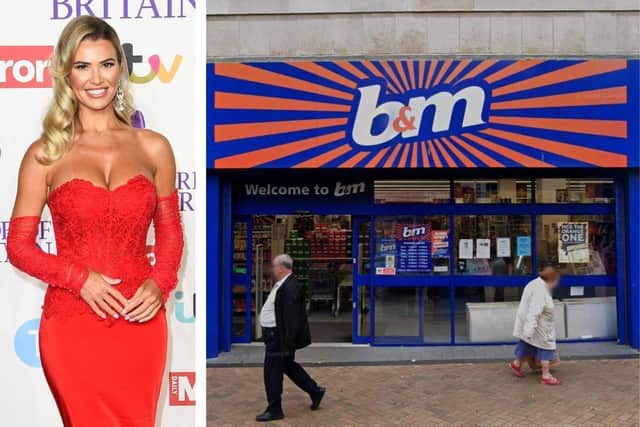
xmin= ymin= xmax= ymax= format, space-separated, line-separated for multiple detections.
xmin=231 ymin=214 xmax=370 ymax=343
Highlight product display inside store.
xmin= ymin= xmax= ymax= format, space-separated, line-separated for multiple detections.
xmin=233 ymin=215 xmax=355 ymax=342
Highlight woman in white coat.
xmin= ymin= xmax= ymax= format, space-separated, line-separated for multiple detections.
xmin=509 ymin=267 xmax=562 ymax=385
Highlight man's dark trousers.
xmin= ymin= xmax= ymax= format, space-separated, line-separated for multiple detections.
xmin=263 ymin=327 xmax=322 ymax=414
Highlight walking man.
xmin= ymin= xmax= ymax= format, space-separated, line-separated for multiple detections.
xmin=256 ymin=254 xmax=326 ymax=422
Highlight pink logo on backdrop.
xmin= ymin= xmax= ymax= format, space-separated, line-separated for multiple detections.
xmin=0 ymin=46 xmax=53 ymax=88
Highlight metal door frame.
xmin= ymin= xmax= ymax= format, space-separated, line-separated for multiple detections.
xmin=352 ymin=215 xmax=372 ymax=344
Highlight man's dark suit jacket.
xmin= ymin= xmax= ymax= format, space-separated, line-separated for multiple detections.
xmin=274 ymin=274 xmax=311 ymax=353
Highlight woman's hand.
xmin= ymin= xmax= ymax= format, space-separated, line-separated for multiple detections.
xmin=122 ymin=279 xmax=163 ymax=322
xmin=79 ymin=270 xmax=128 ymax=319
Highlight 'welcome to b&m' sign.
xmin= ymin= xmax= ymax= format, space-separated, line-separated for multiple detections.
xmin=208 ymin=59 xmax=639 ymax=169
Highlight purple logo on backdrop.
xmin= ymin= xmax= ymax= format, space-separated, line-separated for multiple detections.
xmin=177 ymin=171 xmax=195 ymax=212
xmin=51 ymin=0 xmax=195 ymax=20
xmin=131 ymin=110 xmax=146 ymax=128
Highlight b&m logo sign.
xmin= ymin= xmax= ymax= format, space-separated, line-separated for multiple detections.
xmin=352 ymin=81 xmax=487 ymax=147
xmin=209 ymin=59 xmax=639 ymax=169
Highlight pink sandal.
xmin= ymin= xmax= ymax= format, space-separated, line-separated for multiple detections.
xmin=508 ymin=362 xmax=525 ymax=378
xmin=540 ymin=376 xmax=561 ymax=385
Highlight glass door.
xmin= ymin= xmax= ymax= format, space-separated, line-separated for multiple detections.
xmin=231 ymin=215 xmax=278 ymax=343
xmin=231 ymin=216 xmax=252 ymax=343
xmin=251 ymin=215 xmax=277 ymax=341
xmin=352 ymin=216 xmax=372 ymax=344
xmin=370 ymin=215 xmax=452 ymax=344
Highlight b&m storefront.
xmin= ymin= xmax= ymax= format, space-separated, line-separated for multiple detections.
xmin=206 ymin=59 xmax=640 ymax=358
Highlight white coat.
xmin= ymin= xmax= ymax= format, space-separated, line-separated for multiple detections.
xmin=513 ymin=277 xmax=556 ymax=350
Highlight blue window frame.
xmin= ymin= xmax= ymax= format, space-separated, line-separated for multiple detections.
xmin=221 ymin=172 xmax=622 ymax=348
xmin=365 ymin=178 xmax=618 ymax=346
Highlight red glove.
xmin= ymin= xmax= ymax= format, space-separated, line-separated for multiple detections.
xmin=7 ymin=216 xmax=88 ymax=296
xmin=149 ymin=191 xmax=184 ymax=302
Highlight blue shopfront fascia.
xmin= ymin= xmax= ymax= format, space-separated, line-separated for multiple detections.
xmin=206 ymin=168 xmax=636 ymax=357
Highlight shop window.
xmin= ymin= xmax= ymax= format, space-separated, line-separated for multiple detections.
xmin=454 ymin=286 xmax=523 ymax=343
xmin=454 ymin=285 xmax=616 ymax=343
xmin=374 ymin=287 xmax=420 ymax=340
xmin=454 ymin=179 xmax=532 ymax=204
xmin=232 ymin=222 xmax=248 ymax=274
xmin=231 ymin=221 xmax=249 ymax=338
xmin=535 ymin=178 xmax=615 ymax=203
xmin=557 ymin=287 xmax=617 ymax=339
xmin=374 ymin=215 xmax=450 ymax=277
xmin=374 ymin=180 xmax=450 ymax=204
xmin=536 ymin=215 xmax=616 ymax=275
xmin=422 ymin=287 xmax=451 ymax=343
xmin=231 ymin=285 xmax=248 ymax=337
xmin=454 ymin=215 xmax=532 ymax=275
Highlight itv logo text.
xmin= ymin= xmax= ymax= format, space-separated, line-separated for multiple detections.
xmin=123 ymin=43 xmax=182 ymax=84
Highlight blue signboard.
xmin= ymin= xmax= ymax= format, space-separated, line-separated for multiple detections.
xmin=208 ymin=59 xmax=639 ymax=169
xmin=396 ymin=223 xmax=432 ymax=274
xmin=233 ymin=178 xmax=371 ymax=203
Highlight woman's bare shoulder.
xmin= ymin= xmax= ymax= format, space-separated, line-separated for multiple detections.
xmin=131 ymin=128 xmax=175 ymax=168
xmin=132 ymin=128 xmax=171 ymax=152
xmin=20 ymin=140 xmax=51 ymax=172
xmin=15 ymin=139 xmax=51 ymax=200
xmin=24 ymin=139 xmax=46 ymax=157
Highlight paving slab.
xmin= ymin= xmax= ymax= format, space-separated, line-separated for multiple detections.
xmin=207 ymin=359 xmax=640 ymax=426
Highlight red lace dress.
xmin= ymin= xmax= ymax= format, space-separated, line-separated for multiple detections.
xmin=7 ymin=175 xmax=183 ymax=427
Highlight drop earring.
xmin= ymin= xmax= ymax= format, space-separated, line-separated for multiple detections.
xmin=114 ymin=86 xmax=125 ymax=112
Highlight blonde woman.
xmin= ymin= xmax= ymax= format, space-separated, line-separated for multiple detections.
xmin=509 ymin=267 xmax=562 ymax=385
xmin=7 ymin=16 xmax=183 ymax=426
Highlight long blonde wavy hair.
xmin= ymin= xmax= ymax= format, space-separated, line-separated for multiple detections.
xmin=40 ymin=16 xmax=134 ymax=164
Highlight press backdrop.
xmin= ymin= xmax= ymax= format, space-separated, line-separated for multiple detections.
xmin=0 ymin=3 xmax=196 ymax=425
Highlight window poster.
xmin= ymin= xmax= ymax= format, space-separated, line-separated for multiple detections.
xmin=431 ymin=230 xmax=449 ymax=259
xmin=476 ymin=239 xmax=491 ymax=259
xmin=396 ymin=223 xmax=432 ymax=273
xmin=558 ymin=222 xmax=589 ymax=263
xmin=459 ymin=239 xmax=473 ymax=259
xmin=376 ymin=237 xmax=397 ymax=275
xmin=376 ymin=266 xmax=396 ymax=275
xmin=496 ymin=237 xmax=511 ymax=257
xmin=464 ymin=259 xmax=493 ymax=275
xmin=517 ymin=236 xmax=531 ymax=257
xmin=570 ymin=286 xmax=585 ymax=297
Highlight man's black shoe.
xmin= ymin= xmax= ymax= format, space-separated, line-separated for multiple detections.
xmin=310 ymin=387 xmax=326 ymax=410
xmin=255 ymin=410 xmax=284 ymax=422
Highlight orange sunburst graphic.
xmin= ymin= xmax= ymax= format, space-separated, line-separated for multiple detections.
xmin=209 ymin=59 xmax=636 ymax=169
